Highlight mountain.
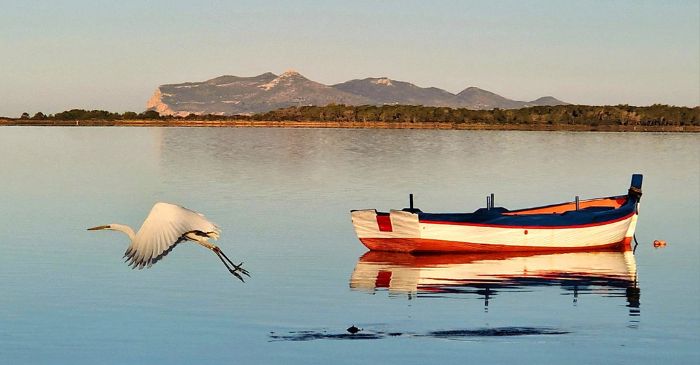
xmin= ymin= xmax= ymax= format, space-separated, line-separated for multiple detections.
xmin=332 ymin=77 xmax=457 ymax=106
xmin=529 ymin=96 xmax=566 ymax=106
xmin=455 ymin=87 xmax=525 ymax=109
xmin=147 ymin=70 xmax=370 ymax=116
xmin=147 ymin=71 xmax=568 ymax=115
xmin=455 ymin=87 xmax=569 ymax=110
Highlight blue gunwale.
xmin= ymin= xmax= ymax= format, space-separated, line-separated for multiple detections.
xmin=414 ymin=175 xmax=642 ymax=229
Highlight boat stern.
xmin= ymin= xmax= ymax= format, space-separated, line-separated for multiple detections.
xmin=623 ymin=174 xmax=643 ymax=249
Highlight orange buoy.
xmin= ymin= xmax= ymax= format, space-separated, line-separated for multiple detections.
xmin=653 ymin=240 xmax=667 ymax=248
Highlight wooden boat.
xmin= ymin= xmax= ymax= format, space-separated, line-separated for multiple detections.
xmin=350 ymin=251 xmax=639 ymax=306
xmin=351 ymin=174 xmax=642 ymax=253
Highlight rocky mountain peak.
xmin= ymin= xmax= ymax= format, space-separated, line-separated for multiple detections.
xmin=373 ymin=77 xmax=394 ymax=86
xmin=280 ymin=69 xmax=302 ymax=78
xmin=258 ymin=70 xmax=308 ymax=91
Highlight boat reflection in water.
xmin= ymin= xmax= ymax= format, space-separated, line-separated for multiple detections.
xmin=350 ymin=250 xmax=640 ymax=315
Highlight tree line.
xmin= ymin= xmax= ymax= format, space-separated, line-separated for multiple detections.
xmin=19 ymin=109 xmax=161 ymax=120
xmin=16 ymin=104 xmax=700 ymax=126
xmin=253 ymin=104 xmax=700 ymax=126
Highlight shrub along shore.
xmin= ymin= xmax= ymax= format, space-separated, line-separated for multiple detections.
xmin=2 ymin=104 xmax=698 ymax=132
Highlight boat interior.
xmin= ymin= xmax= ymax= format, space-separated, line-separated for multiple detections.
xmin=504 ymin=196 xmax=628 ymax=215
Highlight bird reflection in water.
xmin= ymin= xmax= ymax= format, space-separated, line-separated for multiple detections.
xmin=350 ymin=250 xmax=640 ymax=316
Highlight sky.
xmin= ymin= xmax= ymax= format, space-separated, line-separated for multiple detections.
xmin=1 ymin=0 xmax=698 ymax=117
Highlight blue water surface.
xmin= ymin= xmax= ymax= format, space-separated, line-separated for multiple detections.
xmin=0 ymin=127 xmax=698 ymax=364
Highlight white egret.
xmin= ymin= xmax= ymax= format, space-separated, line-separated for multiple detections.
xmin=88 ymin=202 xmax=249 ymax=282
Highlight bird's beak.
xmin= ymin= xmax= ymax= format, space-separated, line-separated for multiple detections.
xmin=87 ymin=225 xmax=110 ymax=231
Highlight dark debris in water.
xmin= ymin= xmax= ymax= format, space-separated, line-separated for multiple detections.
xmin=269 ymin=327 xmax=568 ymax=342
xmin=269 ymin=330 xmax=382 ymax=341
xmin=425 ymin=327 xmax=569 ymax=338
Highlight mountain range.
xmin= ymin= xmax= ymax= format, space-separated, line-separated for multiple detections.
xmin=147 ymin=70 xmax=568 ymax=116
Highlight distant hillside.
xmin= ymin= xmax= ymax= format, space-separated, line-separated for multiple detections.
xmin=147 ymin=71 xmax=568 ymax=116
xmin=332 ymin=77 xmax=457 ymax=106
xmin=454 ymin=87 xmax=566 ymax=109
xmin=455 ymin=87 xmax=524 ymax=109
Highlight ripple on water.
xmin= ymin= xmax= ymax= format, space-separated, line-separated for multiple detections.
xmin=269 ymin=326 xmax=569 ymax=341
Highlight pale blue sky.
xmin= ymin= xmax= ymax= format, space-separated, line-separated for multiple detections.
xmin=1 ymin=0 xmax=698 ymax=117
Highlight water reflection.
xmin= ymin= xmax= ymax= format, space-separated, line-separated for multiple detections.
xmin=269 ymin=326 xmax=569 ymax=342
xmin=351 ymin=250 xmax=640 ymax=313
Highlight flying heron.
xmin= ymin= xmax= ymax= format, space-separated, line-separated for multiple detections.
xmin=88 ymin=202 xmax=250 ymax=282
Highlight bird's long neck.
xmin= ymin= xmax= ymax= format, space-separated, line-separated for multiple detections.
xmin=109 ymin=224 xmax=136 ymax=241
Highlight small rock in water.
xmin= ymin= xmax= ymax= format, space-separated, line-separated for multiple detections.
xmin=347 ymin=325 xmax=361 ymax=334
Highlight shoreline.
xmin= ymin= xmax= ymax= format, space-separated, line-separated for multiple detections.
xmin=1 ymin=119 xmax=698 ymax=132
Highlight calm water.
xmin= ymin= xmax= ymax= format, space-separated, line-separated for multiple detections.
xmin=0 ymin=127 xmax=698 ymax=364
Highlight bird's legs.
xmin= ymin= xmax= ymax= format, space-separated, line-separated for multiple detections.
xmin=213 ymin=249 xmax=247 ymax=282
xmin=214 ymin=246 xmax=250 ymax=279
xmin=214 ymin=247 xmax=249 ymax=275
xmin=193 ymin=240 xmax=250 ymax=282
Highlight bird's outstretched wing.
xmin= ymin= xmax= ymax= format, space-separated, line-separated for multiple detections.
xmin=124 ymin=202 xmax=220 ymax=269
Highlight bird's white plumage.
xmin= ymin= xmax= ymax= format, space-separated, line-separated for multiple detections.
xmin=124 ymin=202 xmax=220 ymax=269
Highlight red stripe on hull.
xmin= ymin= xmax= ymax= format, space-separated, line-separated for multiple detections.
xmin=376 ymin=214 xmax=393 ymax=232
xmin=359 ymin=237 xmax=629 ymax=253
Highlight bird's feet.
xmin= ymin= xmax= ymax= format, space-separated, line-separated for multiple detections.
xmin=228 ymin=262 xmax=250 ymax=282
xmin=233 ymin=262 xmax=250 ymax=277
